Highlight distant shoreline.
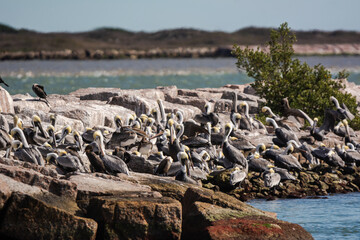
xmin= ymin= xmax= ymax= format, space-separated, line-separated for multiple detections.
xmin=1 ymin=44 xmax=360 ymax=61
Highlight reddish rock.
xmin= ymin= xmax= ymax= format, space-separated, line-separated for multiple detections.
xmin=206 ymin=216 xmax=313 ymax=240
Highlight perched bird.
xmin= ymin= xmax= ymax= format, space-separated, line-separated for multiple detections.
xmin=85 ymin=143 xmax=108 ymax=173
xmin=93 ymin=130 xmax=130 ymax=175
xmin=47 ymin=150 xmax=86 ymax=173
xmin=194 ymin=102 xmax=219 ymax=126
xmin=330 ymin=96 xmax=355 ymax=121
xmin=0 ymin=76 xmax=9 ymax=87
xmin=274 ymin=142 xmax=302 ymax=171
xmin=263 ymin=168 xmax=281 ymax=188
xmin=311 ymin=144 xmax=345 ymax=168
xmin=32 ymin=83 xmax=49 ymax=105
xmin=11 ymin=127 xmax=44 ymax=166
xmin=229 ymin=166 xmax=247 ymax=187
xmin=222 ymin=123 xmax=248 ymax=170
xmin=155 ymin=156 xmax=173 ymax=176
xmin=266 ymin=117 xmax=300 ymax=147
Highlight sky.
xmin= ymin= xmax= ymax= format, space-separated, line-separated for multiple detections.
xmin=1 ymin=0 xmax=360 ymax=33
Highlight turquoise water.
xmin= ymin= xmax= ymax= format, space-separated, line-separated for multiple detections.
xmin=1 ymin=57 xmax=360 ymax=96
xmin=249 ymin=193 xmax=360 ymax=240
xmin=3 ymin=73 xmax=253 ymax=96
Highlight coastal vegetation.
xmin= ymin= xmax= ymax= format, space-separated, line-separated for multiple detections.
xmin=1 ymin=22 xmax=360 ymax=52
xmin=232 ymin=22 xmax=360 ymax=129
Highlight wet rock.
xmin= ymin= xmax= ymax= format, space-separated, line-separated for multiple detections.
xmin=299 ymin=171 xmax=314 ymax=184
xmin=320 ymin=173 xmax=340 ymax=185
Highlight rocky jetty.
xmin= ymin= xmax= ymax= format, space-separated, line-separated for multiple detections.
xmin=1 ymin=43 xmax=360 ymax=60
xmin=3 ymin=80 xmax=360 ymax=239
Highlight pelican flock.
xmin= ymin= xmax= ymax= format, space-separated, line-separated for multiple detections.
xmin=2 ymin=83 xmax=360 ymax=201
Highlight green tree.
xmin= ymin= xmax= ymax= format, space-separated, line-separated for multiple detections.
xmin=232 ymin=22 xmax=359 ymax=128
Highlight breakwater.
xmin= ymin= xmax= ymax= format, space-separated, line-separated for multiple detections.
xmin=1 ymin=43 xmax=360 ymax=60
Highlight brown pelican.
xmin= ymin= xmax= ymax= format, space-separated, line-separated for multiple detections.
xmin=148 ymin=151 xmax=165 ymax=162
xmin=248 ymin=144 xmax=273 ymax=173
xmin=154 ymin=156 xmax=173 ymax=176
xmin=106 ymin=125 xmax=138 ymax=149
xmin=168 ymin=119 xmax=183 ymax=162
xmin=13 ymin=115 xmax=24 ymax=130
xmin=311 ymin=144 xmax=345 ymax=167
xmin=175 ymin=151 xmax=198 ymax=185
xmin=36 ymin=142 xmax=55 ymax=159
xmin=266 ymin=117 xmax=300 ymax=147
xmin=114 ymin=115 xmax=122 ymax=131
xmin=190 ymin=150 xmax=210 ymax=173
xmin=342 ymin=119 xmax=360 ymax=149
xmin=47 ymin=150 xmax=86 ymax=173
xmin=32 ymin=83 xmax=50 ymax=105
xmin=84 ymin=143 xmax=108 ymax=173
xmin=274 ymin=142 xmax=302 ymax=171
xmin=230 ymin=91 xmax=238 ymax=127
xmin=335 ymin=144 xmax=359 ymax=167
xmin=27 ymin=115 xmax=49 ymax=145
xmin=273 ymin=167 xmax=297 ymax=180
xmin=157 ymin=99 xmax=167 ymax=129
xmin=11 ymin=127 xmax=44 ymax=166
xmin=281 ymin=98 xmax=307 ymax=121
xmin=94 ymin=130 xmax=130 ymax=175
xmin=0 ymin=124 xmax=11 ymax=150
xmin=194 ymin=102 xmax=219 ymax=126
xmin=57 ymin=125 xmax=72 ymax=144
xmin=181 ymin=125 xmax=211 ymax=149
xmin=0 ymin=76 xmax=9 ymax=87
xmin=263 ymin=168 xmax=281 ymax=188
xmin=288 ymin=140 xmax=317 ymax=165
xmin=344 ymin=143 xmax=360 ymax=166
xmin=46 ymin=125 xmax=58 ymax=147
xmin=262 ymin=144 xmax=282 ymax=162
xmin=334 ymin=121 xmax=356 ymax=138
xmin=230 ymin=112 xmax=242 ymax=130
xmin=298 ymin=109 xmax=336 ymax=141
xmin=0 ymin=108 xmax=9 ymax=133
xmin=72 ymin=130 xmax=83 ymax=151
xmin=50 ymin=114 xmax=56 ymax=127
xmin=330 ymin=96 xmax=355 ymax=121
xmin=230 ymin=166 xmax=247 ymax=187
xmin=262 ymin=106 xmax=300 ymax=131
xmin=222 ymin=123 xmax=247 ymax=169
xmin=239 ymin=101 xmax=267 ymax=134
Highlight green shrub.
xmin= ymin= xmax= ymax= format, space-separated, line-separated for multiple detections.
xmin=232 ymin=22 xmax=360 ymax=129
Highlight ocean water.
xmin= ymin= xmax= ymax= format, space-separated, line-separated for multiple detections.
xmin=249 ymin=193 xmax=360 ymax=240
xmin=0 ymin=56 xmax=360 ymax=96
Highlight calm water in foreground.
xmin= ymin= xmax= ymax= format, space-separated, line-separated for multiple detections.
xmin=1 ymin=57 xmax=360 ymax=239
xmin=249 ymin=193 xmax=360 ymax=240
